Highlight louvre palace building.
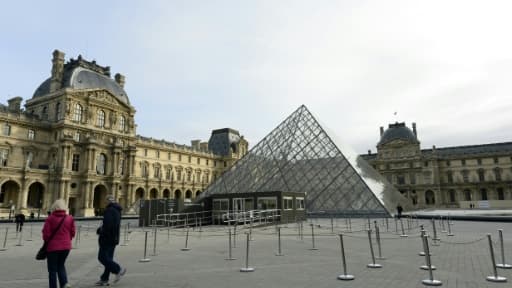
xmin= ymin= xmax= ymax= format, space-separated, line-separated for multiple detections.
xmin=1 ymin=50 xmax=511 ymax=218
xmin=362 ymin=122 xmax=512 ymax=209
xmin=0 ymin=50 xmax=247 ymax=217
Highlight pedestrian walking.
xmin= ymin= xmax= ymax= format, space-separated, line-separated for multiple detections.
xmin=396 ymin=204 xmax=403 ymax=219
xmin=42 ymin=199 xmax=75 ymax=288
xmin=15 ymin=211 xmax=26 ymax=232
xmin=95 ymin=195 xmax=126 ymax=286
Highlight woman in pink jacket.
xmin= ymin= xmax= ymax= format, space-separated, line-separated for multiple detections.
xmin=42 ymin=199 xmax=76 ymax=288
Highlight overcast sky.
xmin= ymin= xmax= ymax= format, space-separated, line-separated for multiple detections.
xmin=1 ymin=0 xmax=512 ymax=153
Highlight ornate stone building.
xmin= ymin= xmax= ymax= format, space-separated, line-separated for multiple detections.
xmin=362 ymin=122 xmax=512 ymax=209
xmin=0 ymin=50 xmax=247 ymax=217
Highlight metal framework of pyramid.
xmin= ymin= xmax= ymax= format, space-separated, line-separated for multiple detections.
xmin=198 ymin=105 xmax=405 ymax=216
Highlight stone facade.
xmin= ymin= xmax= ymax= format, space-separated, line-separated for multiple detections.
xmin=0 ymin=50 xmax=248 ymax=217
xmin=362 ymin=122 xmax=512 ymax=209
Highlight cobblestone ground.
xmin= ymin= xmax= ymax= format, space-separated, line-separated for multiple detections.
xmin=0 ymin=217 xmax=511 ymax=288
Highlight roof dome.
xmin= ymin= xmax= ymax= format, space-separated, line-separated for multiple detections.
xmin=32 ymin=55 xmax=130 ymax=105
xmin=378 ymin=122 xmax=418 ymax=146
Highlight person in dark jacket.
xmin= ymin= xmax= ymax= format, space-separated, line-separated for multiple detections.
xmin=15 ymin=211 xmax=25 ymax=232
xmin=95 ymin=195 xmax=126 ymax=286
xmin=42 ymin=199 xmax=75 ymax=288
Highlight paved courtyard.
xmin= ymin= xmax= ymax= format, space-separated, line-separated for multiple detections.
xmin=0 ymin=217 xmax=511 ymax=288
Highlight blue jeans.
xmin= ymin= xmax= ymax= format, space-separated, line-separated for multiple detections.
xmin=47 ymin=250 xmax=70 ymax=288
xmin=98 ymin=244 xmax=121 ymax=281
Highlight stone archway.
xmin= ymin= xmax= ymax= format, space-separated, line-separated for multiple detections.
xmin=150 ymin=188 xmax=158 ymax=199
xmin=93 ymin=184 xmax=108 ymax=215
xmin=185 ymin=190 xmax=192 ymax=199
xmin=174 ymin=189 xmax=182 ymax=199
xmin=195 ymin=190 xmax=201 ymax=198
xmin=135 ymin=187 xmax=145 ymax=200
xmin=27 ymin=182 xmax=45 ymax=208
xmin=1 ymin=180 xmax=20 ymax=211
xmin=163 ymin=189 xmax=170 ymax=199
xmin=425 ymin=190 xmax=435 ymax=205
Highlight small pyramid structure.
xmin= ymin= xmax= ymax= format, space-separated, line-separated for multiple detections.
xmin=198 ymin=105 xmax=406 ymax=216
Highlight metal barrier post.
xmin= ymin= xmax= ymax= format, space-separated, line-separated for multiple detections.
xmin=440 ymin=216 xmax=446 ymax=233
xmin=431 ymin=219 xmax=440 ymax=246
xmin=309 ymin=224 xmax=318 ymax=250
xmin=395 ymin=217 xmax=398 ymax=235
xmin=375 ymin=224 xmax=385 ymax=260
xmin=386 ymin=218 xmax=389 ymax=232
xmin=225 ymin=228 xmax=236 ymax=260
xmin=348 ymin=217 xmax=352 ymax=233
xmin=367 ymin=230 xmax=381 ymax=268
xmin=337 ymin=234 xmax=354 ymax=280
xmin=420 ymin=232 xmax=436 ymax=270
xmin=240 ymin=232 xmax=255 ymax=272
xmin=139 ymin=231 xmax=151 ymax=262
xmin=300 ymin=221 xmax=304 ymax=240
xmin=233 ymin=224 xmax=237 ymax=248
xmin=16 ymin=229 xmax=23 ymax=246
xmin=496 ymin=229 xmax=512 ymax=269
xmin=421 ymin=235 xmax=441 ymax=286
xmin=446 ymin=220 xmax=454 ymax=237
xmin=0 ymin=227 xmax=8 ymax=251
xmin=181 ymin=227 xmax=191 ymax=251
xmin=486 ymin=234 xmax=507 ymax=282
xmin=27 ymin=223 xmax=33 ymax=241
xmin=331 ymin=216 xmax=334 ymax=234
xmin=276 ymin=227 xmax=284 ymax=256
xmin=400 ymin=218 xmax=408 ymax=237
xmin=151 ymin=223 xmax=158 ymax=256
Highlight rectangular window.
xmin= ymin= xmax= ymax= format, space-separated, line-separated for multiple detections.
xmin=178 ymin=154 xmax=182 ymax=161
xmin=197 ymin=157 xmax=200 ymax=164
xmin=196 ymin=171 xmax=200 ymax=182
xmin=177 ymin=170 xmax=182 ymax=181
xmin=397 ymin=175 xmax=405 ymax=185
xmin=480 ymin=189 xmax=488 ymax=200
xmin=188 ymin=155 xmax=191 ymax=163
xmin=168 ymin=152 xmax=171 ymax=160
xmin=283 ymin=197 xmax=293 ymax=210
xmin=27 ymin=129 xmax=35 ymax=140
xmin=144 ymin=149 xmax=148 ymax=156
xmin=494 ymin=169 xmax=501 ymax=181
xmin=224 ymin=161 xmax=227 ymax=167
xmin=409 ymin=173 xmax=416 ymax=184
xmin=206 ymin=159 xmax=209 ymax=165
xmin=213 ymin=199 xmax=229 ymax=211
xmin=156 ymin=150 xmax=160 ymax=158
xmin=119 ymin=158 xmax=124 ymax=175
xmin=257 ymin=197 xmax=277 ymax=210
xmin=478 ymin=170 xmax=485 ymax=182
xmin=296 ymin=197 xmax=305 ymax=210
xmin=166 ymin=168 xmax=171 ymax=180
xmin=214 ymin=160 xmax=217 ymax=167
xmin=72 ymin=154 xmax=80 ymax=171
xmin=446 ymin=160 xmax=450 ymax=166
xmin=494 ymin=157 xmax=499 ymax=164
xmin=74 ymin=132 xmax=80 ymax=142
xmin=462 ymin=171 xmax=469 ymax=183
xmin=477 ymin=159 xmax=482 ymax=165
xmin=497 ymin=188 xmax=505 ymax=200
xmin=447 ymin=172 xmax=453 ymax=183
xmin=461 ymin=159 xmax=466 ymax=166
xmin=154 ymin=167 xmax=160 ymax=178
xmin=3 ymin=124 xmax=11 ymax=136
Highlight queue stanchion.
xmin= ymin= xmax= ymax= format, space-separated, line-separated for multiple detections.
xmin=181 ymin=227 xmax=191 ymax=251
xmin=394 ymin=217 xmax=399 ymax=235
xmin=440 ymin=216 xmax=446 ymax=233
xmin=26 ymin=223 xmax=33 ymax=241
xmin=420 ymin=230 xmax=436 ymax=270
xmin=385 ymin=217 xmax=389 ymax=232
xmin=348 ymin=217 xmax=352 ymax=233
xmin=330 ymin=216 xmax=334 ymax=234
xmin=421 ymin=235 xmax=441 ymax=286
xmin=309 ymin=224 xmax=318 ymax=251
xmin=375 ymin=224 xmax=385 ymax=260
xmin=0 ymin=227 xmax=8 ymax=251
xmin=418 ymin=225 xmax=426 ymax=256
xmin=446 ymin=219 xmax=454 ymax=237
xmin=300 ymin=221 xmax=304 ymax=240
xmin=139 ymin=231 xmax=151 ymax=263
xmin=431 ymin=219 xmax=440 ymax=246
xmin=16 ymin=229 xmax=23 ymax=246
xmin=485 ymin=234 xmax=507 ymax=282
xmin=233 ymin=224 xmax=237 ymax=248
xmin=496 ymin=229 xmax=512 ymax=269
xmin=337 ymin=234 xmax=354 ymax=281
xmin=275 ymin=227 xmax=284 ymax=256
xmin=400 ymin=218 xmax=408 ymax=237
xmin=151 ymin=222 xmax=158 ymax=256
xmin=366 ymin=230 xmax=381 ymax=268
xmin=225 ymin=228 xmax=236 ymax=261
xmin=240 ymin=232 xmax=255 ymax=272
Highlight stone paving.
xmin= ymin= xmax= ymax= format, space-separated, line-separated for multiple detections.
xmin=0 ymin=217 xmax=511 ymax=288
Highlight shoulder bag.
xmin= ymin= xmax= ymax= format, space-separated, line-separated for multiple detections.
xmin=36 ymin=216 xmax=66 ymax=260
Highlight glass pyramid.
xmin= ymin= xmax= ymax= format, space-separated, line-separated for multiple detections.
xmin=199 ymin=105 xmax=406 ymax=217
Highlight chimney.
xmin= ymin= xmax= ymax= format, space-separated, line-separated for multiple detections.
xmin=115 ymin=73 xmax=126 ymax=88
xmin=50 ymin=50 xmax=65 ymax=93
xmin=200 ymin=142 xmax=208 ymax=151
xmin=7 ymin=97 xmax=23 ymax=112
xmin=412 ymin=122 xmax=417 ymax=137
xmin=191 ymin=140 xmax=200 ymax=150
xmin=380 ymin=126 xmax=384 ymax=136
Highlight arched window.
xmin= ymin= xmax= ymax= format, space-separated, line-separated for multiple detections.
xmin=73 ymin=103 xmax=83 ymax=122
xmin=96 ymin=153 xmax=106 ymax=175
xmin=97 ymin=110 xmax=105 ymax=128
xmin=41 ymin=105 xmax=48 ymax=120
xmin=119 ymin=116 xmax=126 ymax=131
xmin=56 ymin=102 xmax=62 ymax=120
